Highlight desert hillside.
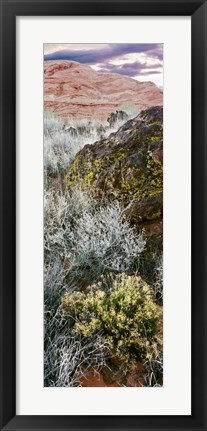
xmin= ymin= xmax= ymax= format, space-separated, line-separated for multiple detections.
xmin=44 ymin=106 xmax=163 ymax=387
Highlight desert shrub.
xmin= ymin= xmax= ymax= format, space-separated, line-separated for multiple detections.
xmin=44 ymin=112 xmax=63 ymax=134
xmin=44 ymin=258 xmax=71 ymax=384
xmin=142 ymin=310 xmax=163 ymax=387
xmin=65 ymin=117 xmax=108 ymax=134
xmin=44 ymin=188 xmax=95 ymax=263
xmin=44 ymin=132 xmax=84 ymax=177
xmin=44 ymin=332 xmax=109 ymax=387
xmin=68 ymin=201 xmax=146 ymax=274
xmin=118 ymin=103 xmax=139 ymax=119
xmin=61 ymin=273 xmax=159 ymax=367
xmin=44 ymin=258 xmax=69 ymax=316
xmin=44 ymin=115 xmax=108 ymax=179
xmin=154 ymin=255 xmax=163 ymax=302
xmin=44 ymin=188 xmax=146 ymax=275
xmin=142 ymin=356 xmax=163 ymax=387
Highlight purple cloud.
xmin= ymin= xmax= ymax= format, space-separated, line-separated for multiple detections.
xmin=44 ymin=43 xmax=163 ymax=64
xmin=97 ymin=60 xmax=162 ymax=77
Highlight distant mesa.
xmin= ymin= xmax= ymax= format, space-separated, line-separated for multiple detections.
xmin=44 ymin=60 xmax=163 ymax=120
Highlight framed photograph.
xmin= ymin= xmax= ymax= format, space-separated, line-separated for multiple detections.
xmin=0 ymin=0 xmax=206 ymax=430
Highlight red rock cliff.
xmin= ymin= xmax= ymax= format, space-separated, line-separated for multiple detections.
xmin=44 ymin=60 xmax=163 ymax=120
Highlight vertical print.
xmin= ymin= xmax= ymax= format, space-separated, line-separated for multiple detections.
xmin=44 ymin=44 xmax=163 ymax=387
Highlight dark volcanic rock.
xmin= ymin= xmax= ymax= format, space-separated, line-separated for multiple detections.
xmin=66 ymin=106 xmax=163 ymax=229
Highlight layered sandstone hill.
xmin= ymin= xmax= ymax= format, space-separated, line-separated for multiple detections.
xmin=44 ymin=60 xmax=163 ymax=120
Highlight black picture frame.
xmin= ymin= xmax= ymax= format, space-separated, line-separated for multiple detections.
xmin=0 ymin=0 xmax=206 ymax=430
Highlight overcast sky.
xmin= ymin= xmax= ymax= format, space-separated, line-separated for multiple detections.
xmin=44 ymin=43 xmax=163 ymax=88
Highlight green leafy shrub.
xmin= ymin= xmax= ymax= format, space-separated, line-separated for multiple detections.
xmin=61 ymin=274 xmax=159 ymax=367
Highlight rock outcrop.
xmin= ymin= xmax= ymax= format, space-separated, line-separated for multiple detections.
xmin=66 ymin=106 xmax=163 ymax=231
xmin=44 ymin=60 xmax=163 ymax=120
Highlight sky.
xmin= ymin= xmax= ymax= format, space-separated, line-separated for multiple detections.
xmin=44 ymin=44 xmax=163 ymax=88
